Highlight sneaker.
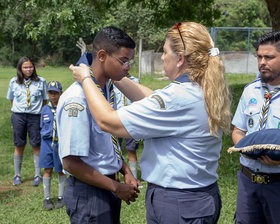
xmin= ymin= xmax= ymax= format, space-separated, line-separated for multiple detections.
xmin=32 ymin=176 xmax=41 ymax=186
xmin=43 ymin=198 xmax=53 ymax=211
xmin=13 ymin=175 xmax=21 ymax=186
xmin=55 ymin=197 xmax=64 ymax=209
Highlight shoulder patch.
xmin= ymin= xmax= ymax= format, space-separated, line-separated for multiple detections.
xmin=64 ymin=102 xmax=84 ymax=117
xmin=151 ymin=95 xmax=166 ymax=110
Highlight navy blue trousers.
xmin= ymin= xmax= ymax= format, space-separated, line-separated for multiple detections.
xmin=235 ymin=170 xmax=280 ymax=224
xmin=145 ymin=182 xmax=221 ymax=224
xmin=63 ymin=176 xmax=121 ymax=224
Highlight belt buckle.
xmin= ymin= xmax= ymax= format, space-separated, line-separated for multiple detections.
xmin=251 ymin=174 xmax=268 ymax=184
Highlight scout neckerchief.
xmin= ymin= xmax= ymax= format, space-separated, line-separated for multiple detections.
xmin=259 ymin=83 xmax=280 ymax=130
xmin=48 ymin=101 xmax=57 ymax=148
xmin=23 ymin=79 xmax=32 ymax=108
xmin=89 ymin=67 xmax=123 ymax=160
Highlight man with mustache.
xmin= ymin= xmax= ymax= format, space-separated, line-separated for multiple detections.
xmin=232 ymin=31 xmax=280 ymax=224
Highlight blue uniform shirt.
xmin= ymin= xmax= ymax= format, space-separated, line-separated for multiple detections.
xmin=40 ymin=104 xmax=57 ymax=139
xmin=6 ymin=76 xmax=48 ymax=114
xmin=57 ymin=53 xmax=122 ymax=175
xmin=118 ymin=74 xmax=223 ymax=189
xmin=232 ymin=79 xmax=280 ymax=173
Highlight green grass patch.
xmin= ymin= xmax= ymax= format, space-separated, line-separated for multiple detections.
xmin=0 ymin=66 xmax=255 ymax=224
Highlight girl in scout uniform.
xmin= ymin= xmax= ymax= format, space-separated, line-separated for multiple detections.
xmin=71 ymin=22 xmax=231 ymax=224
xmin=7 ymin=56 xmax=48 ymax=186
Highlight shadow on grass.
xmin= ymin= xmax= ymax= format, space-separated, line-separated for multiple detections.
xmin=0 ymin=186 xmax=22 ymax=203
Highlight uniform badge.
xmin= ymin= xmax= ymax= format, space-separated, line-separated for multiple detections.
xmin=248 ymin=98 xmax=257 ymax=106
xmin=64 ymin=103 xmax=84 ymax=117
xmin=278 ymin=122 xmax=280 ymax=129
xmin=248 ymin=117 xmax=254 ymax=128
xmin=151 ymin=95 xmax=166 ymax=110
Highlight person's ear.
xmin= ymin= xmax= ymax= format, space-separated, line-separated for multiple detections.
xmin=97 ymin=50 xmax=108 ymax=62
xmin=177 ymin=54 xmax=185 ymax=68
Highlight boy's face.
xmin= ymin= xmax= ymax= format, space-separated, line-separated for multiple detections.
xmin=47 ymin=90 xmax=61 ymax=105
xmin=104 ymin=47 xmax=135 ymax=81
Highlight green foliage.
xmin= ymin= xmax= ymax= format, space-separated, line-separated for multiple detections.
xmin=213 ymin=0 xmax=272 ymax=52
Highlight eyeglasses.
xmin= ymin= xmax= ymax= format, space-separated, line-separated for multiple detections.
xmin=111 ymin=55 xmax=135 ymax=68
xmin=174 ymin=22 xmax=186 ymax=50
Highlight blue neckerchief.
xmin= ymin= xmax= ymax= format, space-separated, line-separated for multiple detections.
xmin=173 ymin=73 xmax=191 ymax=84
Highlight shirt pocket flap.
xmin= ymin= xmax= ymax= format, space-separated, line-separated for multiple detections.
xmin=244 ymin=107 xmax=260 ymax=116
xmin=272 ymin=107 xmax=280 ymax=119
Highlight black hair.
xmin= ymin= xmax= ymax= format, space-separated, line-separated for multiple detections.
xmin=256 ymin=31 xmax=280 ymax=52
xmin=92 ymin=26 xmax=135 ymax=59
xmin=16 ymin=56 xmax=39 ymax=84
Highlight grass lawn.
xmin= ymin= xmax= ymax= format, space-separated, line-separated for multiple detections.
xmin=0 ymin=66 xmax=255 ymax=224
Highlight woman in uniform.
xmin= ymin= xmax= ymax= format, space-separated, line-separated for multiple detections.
xmin=7 ymin=56 xmax=48 ymax=186
xmin=70 ymin=22 xmax=231 ymax=224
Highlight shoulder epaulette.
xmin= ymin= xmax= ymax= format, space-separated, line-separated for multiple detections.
xmin=244 ymin=78 xmax=260 ymax=89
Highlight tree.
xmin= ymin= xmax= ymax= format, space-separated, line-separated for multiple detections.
xmin=264 ymin=0 xmax=280 ymax=30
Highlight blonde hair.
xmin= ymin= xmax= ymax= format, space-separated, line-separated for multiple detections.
xmin=166 ymin=22 xmax=231 ymax=136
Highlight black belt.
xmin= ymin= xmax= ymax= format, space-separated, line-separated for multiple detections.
xmin=240 ymin=164 xmax=280 ymax=184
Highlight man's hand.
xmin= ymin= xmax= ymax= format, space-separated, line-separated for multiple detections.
xmin=114 ymin=182 xmax=139 ymax=205
xmin=258 ymin=155 xmax=280 ymax=166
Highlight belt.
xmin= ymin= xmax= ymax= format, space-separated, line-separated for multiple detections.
xmin=240 ymin=164 xmax=280 ymax=184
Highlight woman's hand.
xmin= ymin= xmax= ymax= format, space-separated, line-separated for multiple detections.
xmin=69 ymin=63 xmax=91 ymax=84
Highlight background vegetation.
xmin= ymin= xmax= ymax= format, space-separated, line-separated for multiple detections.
xmin=0 ymin=66 xmax=255 ymax=224
xmin=0 ymin=0 xmax=272 ymax=66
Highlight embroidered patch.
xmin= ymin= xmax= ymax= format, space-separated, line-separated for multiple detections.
xmin=248 ymin=117 xmax=254 ymax=128
xmin=64 ymin=103 xmax=84 ymax=117
xmin=151 ymin=95 xmax=166 ymax=110
xmin=248 ymin=98 xmax=257 ymax=106
xmin=278 ymin=122 xmax=280 ymax=129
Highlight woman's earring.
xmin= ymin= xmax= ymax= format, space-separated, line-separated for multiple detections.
xmin=176 ymin=64 xmax=180 ymax=68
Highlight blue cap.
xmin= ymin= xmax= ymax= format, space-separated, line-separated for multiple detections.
xmin=47 ymin=81 xmax=62 ymax=93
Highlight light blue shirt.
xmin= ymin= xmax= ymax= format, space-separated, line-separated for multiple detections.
xmin=232 ymin=79 xmax=280 ymax=173
xmin=114 ymin=75 xmax=139 ymax=109
xmin=57 ymin=82 xmax=122 ymax=175
xmin=118 ymin=74 xmax=222 ymax=189
xmin=6 ymin=76 xmax=48 ymax=114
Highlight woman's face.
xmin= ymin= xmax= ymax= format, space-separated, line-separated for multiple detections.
xmin=21 ymin=61 xmax=34 ymax=79
xmin=161 ymin=38 xmax=179 ymax=80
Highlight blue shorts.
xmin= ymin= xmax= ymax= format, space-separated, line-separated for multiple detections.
xmin=235 ymin=169 xmax=280 ymax=224
xmin=11 ymin=113 xmax=41 ymax=147
xmin=64 ymin=176 xmax=121 ymax=224
xmin=145 ymin=182 xmax=221 ymax=224
xmin=118 ymin=138 xmax=139 ymax=151
xmin=39 ymin=139 xmax=62 ymax=173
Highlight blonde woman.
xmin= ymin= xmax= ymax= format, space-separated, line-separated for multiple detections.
xmin=70 ymin=22 xmax=231 ymax=224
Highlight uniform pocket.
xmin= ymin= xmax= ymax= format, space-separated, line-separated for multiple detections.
xmin=244 ymin=106 xmax=260 ymax=131
xmin=178 ymin=192 xmax=215 ymax=223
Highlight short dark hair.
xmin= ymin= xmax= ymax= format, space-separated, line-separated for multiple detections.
xmin=16 ymin=56 xmax=39 ymax=84
xmin=256 ymin=31 xmax=280 ymax=52
xmin=92 ymin=26 xmax=135 ymax=59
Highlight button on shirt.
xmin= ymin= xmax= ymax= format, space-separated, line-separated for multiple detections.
xmin=6 ymin=76 xmax=48 ymax=114
xmin=117 ymin=74 xmax=223 ymax=189
xmin=232 ymin=79 xmax=280 ymax=173
xmin=57 ymin=82 xmax=122 ymax=175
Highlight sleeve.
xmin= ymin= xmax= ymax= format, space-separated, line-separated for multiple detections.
xmin=57 ymin=97 xmax=91 ymax=159
xmin=232 ymin=92 xmax=248 ymax=131
xmin=117 ymin=89 xmax=200 ymax=140
xmin=6 ymin=79 xmax=14 ymax=100
xmin=41 ymin=78 xmax=48 ymax=100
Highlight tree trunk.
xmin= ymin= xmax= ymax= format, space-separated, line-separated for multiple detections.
xmin=265 ymin=0 xmax=280 ymax=30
